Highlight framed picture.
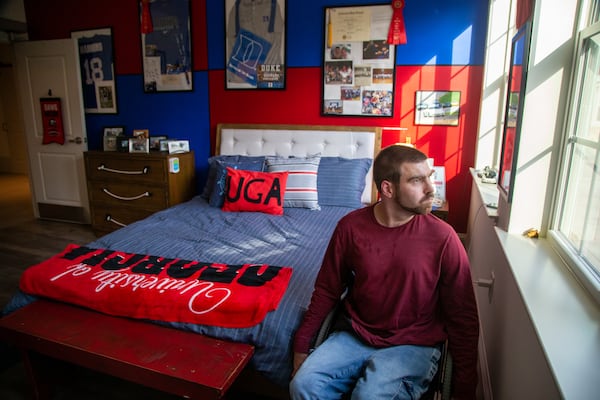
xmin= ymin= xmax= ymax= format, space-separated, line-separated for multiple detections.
xmin=322 ymin=4 xmax=396 ymax=117
xmin=129 ymin=137 xmax=150 ymax=153
xmin=499 ymin=21 xmax=532 ymax=202
xmin=225 ymin=0 xmax=286 ymax=89
xmin=117 ymin=137 xmax=130 ymax=152
xmin=103 ymin=126 xmax=124 ymax=151
xmin=141 ymin=0 xmax=192 ymax=92
xmin=133 ymin=129 xmax=150 ymax=138
xmin=414 ymin=91 xmax=461 ymax=126
xmin=506 ymin=92 xmax=520 ymax=128
xmin=159 ymin=139 xmax=173 ymax=151
xmin=71 ymin=27 xmax=118 ymax=114
xmin=150 ymin=135 xmax=168 ymax=151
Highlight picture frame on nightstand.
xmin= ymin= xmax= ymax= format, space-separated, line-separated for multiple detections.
xmin=103 ymin=126 xmax=124 ymax=151
xmin=133 ymin=129 xmax=150 ymax=139
xmin=117 ymin=137 xmax=130 ymax=152
xmin=129 ymin=137 xmax=149 ymax=153
xmin=150 ymin=135 xmax=168 ymax=151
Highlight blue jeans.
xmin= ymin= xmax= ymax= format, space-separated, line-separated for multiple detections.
xmin=290 ymin=331 xmax=441 ymax=400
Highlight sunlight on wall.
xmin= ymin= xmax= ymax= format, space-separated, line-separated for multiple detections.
xmin=452 ymin=25 xmax=472 ymax=65
xmin=534 ymin=4 xmax=577 ymax=63
xmin=475 ymin=0 xmax=513 ymax=171
xmin=508 ymin=1 xmax=576 ymax=234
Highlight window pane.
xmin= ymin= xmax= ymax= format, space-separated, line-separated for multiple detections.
xmin=560 ymin=145 xmax=599 ymax=259
xmin=578 ymin=33 xmax=600 ymax=142
xmin=558 ymin=28 xmax=600 ymax=282
xmin=581 ymin=150 xmax=600 ymax=272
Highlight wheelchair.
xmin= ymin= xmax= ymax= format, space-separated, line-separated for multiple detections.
xmin=310 ymin=298 xmax=452 ymax=400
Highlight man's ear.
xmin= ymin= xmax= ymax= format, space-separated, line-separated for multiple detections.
xmin=379 ymin=180 xmax=394 ymax=199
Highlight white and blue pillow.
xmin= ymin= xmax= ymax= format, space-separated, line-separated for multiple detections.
xmin=266 ymin=155 xmax=321 ymax=210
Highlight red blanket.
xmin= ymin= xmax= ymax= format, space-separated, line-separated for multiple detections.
xmin=20 ymin=244 xmax=293 ymax=328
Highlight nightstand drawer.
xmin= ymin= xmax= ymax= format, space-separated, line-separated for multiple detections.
xmin=84 ymin=151 xmax=195 ymax=236
xmin=86 ymin=155 xmax=167 ymax=183
xmin=91 ymin=205 xmax=156 ymax=234
xmin=88 ymin=181 xmax=168 ymax=210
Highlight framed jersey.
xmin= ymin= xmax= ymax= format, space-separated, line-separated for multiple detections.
xmin=72 ymin=27 xmax=118 ymax=114
xmin=225 ymin=0 xmax=286 ymax=90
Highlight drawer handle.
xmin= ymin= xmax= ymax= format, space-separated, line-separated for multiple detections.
xmin=105 ymin=214 xmax=126 ymax=228
xmin=97 ymin=164 xmax=149 ymax=175
xmin=102 ymin=188 xmax=151 ymax=201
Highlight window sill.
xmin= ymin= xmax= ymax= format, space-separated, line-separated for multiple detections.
xmin=494 ymin=229 xmax=600 ymax=400
xmin=469 ymin=168 xmax=498 ymax=220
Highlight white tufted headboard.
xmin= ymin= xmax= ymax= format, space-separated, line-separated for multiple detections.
xmin=216 ymin=124 xmax=382 ymax=204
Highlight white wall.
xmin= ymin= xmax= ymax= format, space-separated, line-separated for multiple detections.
xmin=468 ymin=178 xmax=561 ymax=399
xmin=506 ymin=0 xmax=577 ymax=235
xmin=474 ymin=0 xmax=513 ymax=171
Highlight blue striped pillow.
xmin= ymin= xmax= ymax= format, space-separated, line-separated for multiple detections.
xmin=209 ymin=159 xmax=265 ymax=207
xmin=317 ymin=157 xmax=372 ymax=208
xmin=266 ymin=155 xmax=321 ymax=210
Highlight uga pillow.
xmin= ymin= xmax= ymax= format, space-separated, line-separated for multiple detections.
xmin=222 ymin=168 xmax=289 ymax=215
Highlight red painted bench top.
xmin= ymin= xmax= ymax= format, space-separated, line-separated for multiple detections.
xmin=0 ymin=300 xmax=254 ymax=399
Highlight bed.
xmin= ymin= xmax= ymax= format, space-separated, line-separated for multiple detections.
xmin=2 ymin=124 xmax=381 ymax=395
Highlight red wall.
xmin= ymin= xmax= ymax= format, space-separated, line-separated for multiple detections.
xmin=209 ymin=65 xmax=483 ymax=231
xmin=24 ymin=0 xmax=208 ymax=74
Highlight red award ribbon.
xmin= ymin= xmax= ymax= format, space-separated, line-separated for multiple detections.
xmin=388 ymin=0 xmax=407 ymax=45
xmin=140 ymin=0 xmax=153 ymax=34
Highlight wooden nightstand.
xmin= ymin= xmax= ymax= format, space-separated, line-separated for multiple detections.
xmin=84 ymin=151 xmax=195 ymax=236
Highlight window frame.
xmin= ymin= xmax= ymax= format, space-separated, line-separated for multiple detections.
xmin=548 ymin=19 xmax=600 ymax=305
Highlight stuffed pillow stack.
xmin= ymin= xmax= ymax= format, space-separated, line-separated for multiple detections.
xmin=201 ymin=155 xmax=373 ymax=213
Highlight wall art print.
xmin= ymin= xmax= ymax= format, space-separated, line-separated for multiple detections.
xmin=140 ymin=0 xmax=193 ymax=92
xmin=225 ymin=0 xmax=286 ymax=89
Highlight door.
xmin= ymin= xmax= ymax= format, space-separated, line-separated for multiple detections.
xmin=14 ymin=39 xmax=90 ymax=224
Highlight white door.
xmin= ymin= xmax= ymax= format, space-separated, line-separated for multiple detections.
xmin=14 ymin=39 xmax=90 ymax=224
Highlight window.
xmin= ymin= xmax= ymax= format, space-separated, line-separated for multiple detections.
xmin=551 ymin=9 xmax=600 ymax=303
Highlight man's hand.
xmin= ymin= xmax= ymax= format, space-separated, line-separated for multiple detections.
xmin=292 ymin=352 xmax=309 ymax=377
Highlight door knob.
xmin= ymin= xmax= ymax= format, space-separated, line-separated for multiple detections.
xmin=68 ymin=137 xmax=84 ymax=144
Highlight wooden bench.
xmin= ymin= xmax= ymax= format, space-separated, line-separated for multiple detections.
xmin=0 ymin=300 xmax=254 ymax=399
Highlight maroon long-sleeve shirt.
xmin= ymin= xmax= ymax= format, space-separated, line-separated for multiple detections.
xmin=293 ymin=206 xmax=479 ymax=399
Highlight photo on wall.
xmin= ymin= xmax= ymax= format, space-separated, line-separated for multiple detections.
xmin=225 ymin=0 xmax=286 ymax=89
xmin=414 ymin=90 xmax=461 ymax=126
xmin=322 ymin=4 xmax=396 ymax=117
xmin=140 ymin=0 xmax=193 ymax=93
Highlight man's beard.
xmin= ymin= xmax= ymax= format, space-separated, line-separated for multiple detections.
xmin=395 ymin=194 xmax=434 ymax=215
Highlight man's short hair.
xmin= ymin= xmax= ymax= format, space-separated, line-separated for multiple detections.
xmin=373 ymin=145 xmax=428 ymax=191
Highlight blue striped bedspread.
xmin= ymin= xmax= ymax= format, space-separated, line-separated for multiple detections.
xmin=6 ymin=196 xmax=355 ymax=388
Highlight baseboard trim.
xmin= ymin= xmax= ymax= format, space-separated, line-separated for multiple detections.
xmin=37 ymin=203 xmax=89 ymax=224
